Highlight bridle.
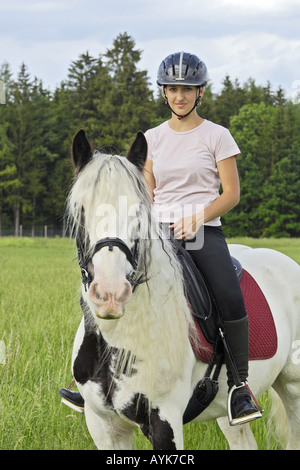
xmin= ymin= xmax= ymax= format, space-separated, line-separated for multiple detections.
xmin=76 ymin=233 xmax=149 ymax=293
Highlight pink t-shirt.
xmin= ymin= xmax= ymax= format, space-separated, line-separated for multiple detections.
xmin=145 ymin=120 xmax=240 ymax=226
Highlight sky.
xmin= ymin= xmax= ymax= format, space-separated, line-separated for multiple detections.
xmin=0 ymin=0 xmax=300 ymax=101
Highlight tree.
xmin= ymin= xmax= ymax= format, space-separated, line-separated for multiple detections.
xmin=214 ymin=76 xmax=247 ymax=127
xmin=223 ymin=103 xmax=276 ymax=236
xmin=64 ymin=52 xmax=111 ymax=140
xmin=0 ymin=62 xmax=13 ymax=104
xmin=1 ymin=33 xmax=300 ymax=237
xmin=1 ymin=64 xmax=59 ymax=235
xmin=259 ymin=153 xmax=300 ymax=237
xmin=223 ymin=97 xmax=300 ymax=237
xmin=0 ymin=64 xmax=15 ymax=234
xmin=102 ymin=32 xmax=155 ymax=149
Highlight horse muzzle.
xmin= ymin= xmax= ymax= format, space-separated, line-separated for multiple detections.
xmin=89 ymin=279 xmax=132 ymax=320
xmin=94 ymin=306 xmax=125 ymax=320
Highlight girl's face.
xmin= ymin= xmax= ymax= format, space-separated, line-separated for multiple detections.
xmin=164 ymin=85 xmax=203 ymax=117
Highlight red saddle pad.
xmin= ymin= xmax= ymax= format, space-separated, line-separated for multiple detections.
xmin=192 ymin=269 xmax=278 ymax=363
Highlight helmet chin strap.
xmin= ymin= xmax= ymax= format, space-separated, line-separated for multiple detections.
xmin=165 ymin=96 xmax=201 ymax=120
xmin=163 ymin=87 xmax=202 ymax=120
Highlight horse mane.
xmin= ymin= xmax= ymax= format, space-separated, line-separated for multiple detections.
xmin=67 ymin=150 xmax=197 ymax=402
xmin=67 ymin=150 xmax=154 ymax=275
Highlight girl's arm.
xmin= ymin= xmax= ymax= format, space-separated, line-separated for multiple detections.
xmin=170 ymin=156 xmax=240 ymax=240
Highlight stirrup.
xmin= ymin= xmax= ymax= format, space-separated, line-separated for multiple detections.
xmin=58 ymin=380 xmax=85 ymax=414
xmin=227 ymin=382 xmax=263 ymax=426
xmin=60 ymin=394 xmax=85 ymax=414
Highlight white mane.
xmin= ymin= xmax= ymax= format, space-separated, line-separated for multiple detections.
xmin=67 ymin=151 xmax=197 ymax=401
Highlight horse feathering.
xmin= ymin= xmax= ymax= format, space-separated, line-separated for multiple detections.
xmin=67 ymin=150 xmax=198 ymax=402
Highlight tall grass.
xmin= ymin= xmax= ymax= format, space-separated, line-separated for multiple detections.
xmin=0 ymin=238 xmax=94 ymax=449
xmin=0 ymin=237 xmax=299 ymax=449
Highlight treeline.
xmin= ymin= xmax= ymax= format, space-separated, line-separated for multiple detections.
xmin=0 ymin=32 xmax=300 ymax=237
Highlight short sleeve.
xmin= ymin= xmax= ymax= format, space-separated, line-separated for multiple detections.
xmin=144 ymin=130 xmax=153 ymax=161
xmin=215 ymin=128 xmax=240 ymax=163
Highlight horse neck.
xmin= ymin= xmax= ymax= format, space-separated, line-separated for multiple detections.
xmin=97 ymin=235 xmax=195 ymax=390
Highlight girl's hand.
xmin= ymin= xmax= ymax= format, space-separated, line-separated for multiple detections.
xmin=169 ymin=212 xmax=204 ymax=240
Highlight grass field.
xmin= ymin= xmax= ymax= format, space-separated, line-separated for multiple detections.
xmin=0 ymin=236 xmax=299 ymax=450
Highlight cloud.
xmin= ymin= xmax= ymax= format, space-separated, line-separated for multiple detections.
xmin=0 ymin=0 xmax=75 ymax=12
xmin=1 ymin=36 xmax=107 ymax=89
xmin=0 ymin=0 xmax=299 ymax=98
xmin=139 ymin=31 xmax=300 ymax=97
xmin=220 ymin=0 xmax=299 ymax=12
xmin=210 ymin=32 xmax=300 ymax=93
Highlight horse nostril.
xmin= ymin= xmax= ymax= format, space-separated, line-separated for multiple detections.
xmin=89 ymin=279 xmax=131 ymax=307
xmin=91 ymin=283 xmax=104 ymax=301
xmin=118 ymin=281 xmax=132 ymax=303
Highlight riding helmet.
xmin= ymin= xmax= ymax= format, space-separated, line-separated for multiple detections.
xmin=157 ymin=52 xmax=207 ymax=87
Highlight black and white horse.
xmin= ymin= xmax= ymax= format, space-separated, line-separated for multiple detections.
xmin=66 ymin=129 xmax=300 ymax=450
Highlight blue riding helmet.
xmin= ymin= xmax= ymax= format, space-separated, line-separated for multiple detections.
xmin=157 ymin=52 xmax=207 ymax=87
xmin=157 ymin=52 xmax=207 ymax=119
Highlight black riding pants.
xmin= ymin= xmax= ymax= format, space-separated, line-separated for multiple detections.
xmin=181 ymin=225 xmax=247 ymax=322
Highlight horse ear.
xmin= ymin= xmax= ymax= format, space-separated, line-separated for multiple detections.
xmin=127 ymin=131 xmax=148 ymax=171
xmin=72 ymin=129 xmax=93 ymax=173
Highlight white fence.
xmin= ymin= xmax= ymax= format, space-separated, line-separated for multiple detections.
xmin=0 ymin=225 xmax=68 ymax=237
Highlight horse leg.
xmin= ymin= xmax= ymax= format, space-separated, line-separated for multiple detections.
xmin=273 ymin=362 xmax=300 ymax=450
xmin=85 ymin=405 xmax=135 ymax=450
xmin=140 ymin=408 xmax=183 ymax=450
xmin=217 ymin=416 xmax=258 ymax=450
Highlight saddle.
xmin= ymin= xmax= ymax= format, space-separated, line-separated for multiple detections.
xmin=172 ymin=238 xmax=242 ymax=345
xmin=172 ymin=239 xmax=277 ymax=424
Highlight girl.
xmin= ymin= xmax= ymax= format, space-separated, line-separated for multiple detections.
xmin=143 ymin=52 xmax=261 ymax=425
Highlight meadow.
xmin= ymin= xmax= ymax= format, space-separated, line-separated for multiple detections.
xmin=0 ymin=236 xmax=299 ymax=450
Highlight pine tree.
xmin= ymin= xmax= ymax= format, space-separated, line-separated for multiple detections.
xmin=214 ymin=76 xmax=247 ymax=127
xmin=102 ymin=32 xmax=155 ymax=149
xmin=1 ymin=34 xmax=300 ymax=237
xmin=3 ymin=64 xmax=58 ymax=235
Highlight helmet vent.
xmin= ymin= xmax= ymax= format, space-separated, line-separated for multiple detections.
xmin=157 ymin=52 xmax=207 ymax=87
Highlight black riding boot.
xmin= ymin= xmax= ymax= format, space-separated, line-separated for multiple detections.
xmin=58 ymin=388 xmax=85 ymax=413
xmin=222 ymin=317 xmax=262 ymax=425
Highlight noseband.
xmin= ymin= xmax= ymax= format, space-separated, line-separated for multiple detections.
xmin=93 ymin=237 xmax=139 ymax=269
xmin=77 ymin=234 xmax=149 ymax=293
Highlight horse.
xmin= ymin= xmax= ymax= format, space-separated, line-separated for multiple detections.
xmin=66 ymin=129 xmax=300 ymax=450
